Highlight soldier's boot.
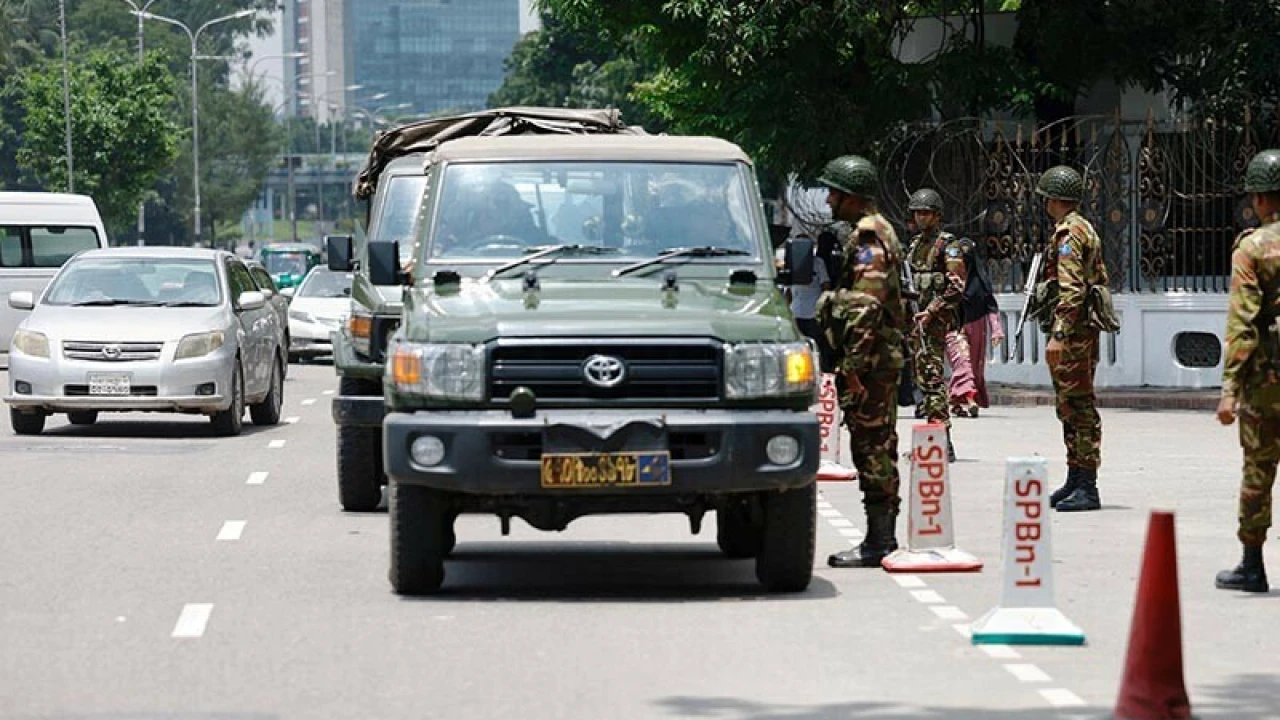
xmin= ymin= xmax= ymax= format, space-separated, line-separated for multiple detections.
xmin=1049 ymin=467 xmax=1082 ymax=509
xmin=1215 ymin=544 xmax=1269 ymax=593
xmin=827 ymin=509 xmax=898 ymax=568
xmin=1055 ymin=469 xmax=1101 ymax=512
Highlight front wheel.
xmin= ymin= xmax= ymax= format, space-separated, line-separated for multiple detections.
xmin=336 ymin=376 xmax=383 ymax=512
xmin=10 ymin=408 xmax=45 ymax=436
xmin=755 ymin=482 xmax=816 ymax=593
xmin=210 ymin=364 xmax=244 ymax=436
xmin=67 ymin=410 xmax=99 ymax=426
xmin=389 ymin=484 xmax=450 ymax=595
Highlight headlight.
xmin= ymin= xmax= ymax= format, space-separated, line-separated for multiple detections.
xmin=11 ymin=329 xmax=49 ymax=358
xmin=347 ymin=310 xmax=373 ymax=355
xmin=388 ymin=342 xmax=485 ymax=401
xmin=289 ymin=309 xmax=315 ymax=323
xmin=175 ymin=330 xmax=226 ymax=360
xmin=724 ymin=342 xmax=816 ymax=399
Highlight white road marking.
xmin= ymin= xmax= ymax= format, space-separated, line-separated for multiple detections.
xmin=284 ymin=416 xmax=300 ymax=424
xmin=979 ymin=644 xmax=1022 ymax=660
xmin=268 ymin=439 xmax=286 ymax=449
xmin=836 ymin=528 xmax=863 ymax=538
xmin=891 ymin=575 xmax=927 ymax=588
xmin=1004 ymin=664 xmax=1052 ymax=683
xmin=172 ymin=604 xmax=213 ymax=638
xmin=322 ymin=389 xmax=335 ymax=396
xmin=246 ymin=471 xmax=269 ymax=485
xmin=816 ymin=500 xmax=833 ymax=509
xmin=301 ymin=398 xmax=317 ymax=406
xmin=930 ymin=605 xmax=969 ymax=621
xmin=216 ymin=521 xmax=246 ymax=541
xmin=818 ymin=508 xmax=842 ymax=518
xmin=910 ymin=589 xmax=945 ymax=604
xmin=952 ymin=624 xmax=972 ymax=638
xmin=1039 ymin=689 xmax=1087 ymax=707
xmin=826 ymin=517 xmax=855 ymax=528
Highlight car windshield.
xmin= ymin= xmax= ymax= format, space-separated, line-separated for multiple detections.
xmin=297 ymin=269 xmax=353 ymax=298
xmin=423 ymin=161 xmax=761 ymax=261
xmin=263 ymin=251 xmax=313 ymax=277
xmin=372 ymin=175 xmax=429 ymax=266
xmin=44 ymin=257 xmax=222 ymax=306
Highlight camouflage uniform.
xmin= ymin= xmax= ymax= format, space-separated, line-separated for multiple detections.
xmin=822 ymin=213 xmax=907 ymax=513
xmin=1044 ymin=209 xmax=1109 ymax=471
xmin=907 ymin=227 xmax=968 ymax=432
xmin=1222 ymin=213 xmax=1280 ymax=547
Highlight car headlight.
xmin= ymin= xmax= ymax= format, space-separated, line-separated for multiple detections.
xmin=11 ymin=329 xmax=49 ymax=358
xmin=724 ymin=342 xmax=816 ymax=399
xmin=289 ymin=309 xmax=315 ymax=324
xmin=175 ymin=330 xmax=226 ymax=360
xmin=388 ymin=342 xmax=485 ymax=401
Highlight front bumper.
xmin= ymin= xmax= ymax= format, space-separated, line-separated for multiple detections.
xmin=288 ymin=318 xmax=340 ymax=356
xmin=384 ymin=408 xmax=819 ymax=495
xmin=4 ymin=346 xmax=234 ymax=414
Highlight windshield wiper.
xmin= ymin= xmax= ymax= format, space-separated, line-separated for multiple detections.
xmin=70 ymin=298 xmax=164 ymax=307
xmin=483 ymin=244 xmax=620 ymax=282
xmin=163 ymin=301 xmax=218 ymax=307
xmin=612 ymin=246 xmax=751 ymax=278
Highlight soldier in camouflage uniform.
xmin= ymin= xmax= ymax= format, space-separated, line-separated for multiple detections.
xmin=814 ymin=155 xmax=907 ymax=568
xmin=906 ymin=188 xmax=968 ymax=463
xmin=1215 ymin=148 xmax=1280 ymax=594
xmin=1036 ymin=165 xmax=1109 ymax=513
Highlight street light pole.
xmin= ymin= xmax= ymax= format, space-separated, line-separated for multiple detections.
xmin=58 ymin=0 xmax=73 ymax=192
xmin=131 ymin=8 xmax=256 ymax=247
xmin=122 ymin=0 xmax=160 ymax=244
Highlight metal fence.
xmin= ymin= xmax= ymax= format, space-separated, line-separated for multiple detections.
xmin=859 ymin=109 xmax=1280 ymax=294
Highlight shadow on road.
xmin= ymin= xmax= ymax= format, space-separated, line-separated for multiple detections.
xmin=33 ymin=418 xmax=283 ymax=440
xmin=400 ymin=541 xmax=839 ymax=602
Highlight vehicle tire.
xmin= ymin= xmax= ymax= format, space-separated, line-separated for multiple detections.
xmin=10 ymin=409 xmax=45 ymax=436
xmin=210 ymin=363 xmax=244 ymax=437
xmin=249 ymin=357 xmax=284 ymax=426
xmin=716 ymin=502 xmax=763 ymax=559
xmin=336 ymin=376 xmax=383 ymax=512
xmin=389 ymin=483 xmax=448 ymax=595
xmin=755 ymin=482 xmax=816 ymax=593
xmin=67 ymin=410 xmax=98 ymax=426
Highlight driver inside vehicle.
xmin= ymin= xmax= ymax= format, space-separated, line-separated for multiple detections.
xmin=434 ymin=177 xmax=545 ymax=255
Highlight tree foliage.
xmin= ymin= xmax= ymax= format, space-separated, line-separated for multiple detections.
xmin=16 ymin=45 xmax=181 ymax=232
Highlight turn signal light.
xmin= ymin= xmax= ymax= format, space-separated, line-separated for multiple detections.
xmin=785 ymin=349 xmax=815 ymax=385
xmin=348 ymin=314 xmax=372 ymax=339
xmin=391 ymin=346 xmax=421 ymax=386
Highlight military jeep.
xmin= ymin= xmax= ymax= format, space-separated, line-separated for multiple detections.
xmin=357 ymin=117 xmax=821 ymax=595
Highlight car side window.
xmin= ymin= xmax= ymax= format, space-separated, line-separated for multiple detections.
xmin=30 ymin=227 xmax=100 ymax=267
xmin=249 ymin=266 xmax=277 ymax=294
xmin=226 ymin=260 xmax=256 ymax=306
xmin=0 ymin=227 xmax=21 ymax=267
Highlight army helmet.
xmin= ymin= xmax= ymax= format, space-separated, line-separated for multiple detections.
xmin=1244 ymin=149 xmax=1280 ymax=194
xmin=1035 ymin=165 xmax=1085 ymax=202
xmin=817 ymin=155 xmax=878 ymax=199
xmin=908 ymin=188 xmax=944 ymax=213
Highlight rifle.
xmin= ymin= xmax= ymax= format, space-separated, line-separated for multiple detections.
xmin=1013 ymin=250 xmax=1044 ymax=353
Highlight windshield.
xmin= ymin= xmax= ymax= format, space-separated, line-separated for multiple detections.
xmin=423 ymin=161 xmax=762 ymax=261
xmin=263 ymin=251 xmax=314 ymax=277
xmin=44 ymin=257 xmax=222 ymax=306
xmin=297 ymin=269 xmax=353 ymax=298
xmin=373 ymin=175 xmax=430 ymax=266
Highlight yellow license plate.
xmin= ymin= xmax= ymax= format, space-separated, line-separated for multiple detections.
xmin=540 ymin=451 xmax=671 ymax=488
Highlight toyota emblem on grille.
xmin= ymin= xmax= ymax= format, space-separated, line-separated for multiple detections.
xmin=582 ymin=355 xmax=626 ymax=388
xmin=101 ymin=345 xmax=122 ymax=359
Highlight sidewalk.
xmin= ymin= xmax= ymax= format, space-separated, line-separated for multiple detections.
xmin=989 ymin=383 xmax=1219 ymax=411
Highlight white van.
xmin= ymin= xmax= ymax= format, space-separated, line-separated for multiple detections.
xmin=1 ymin=192 xmax=110 ymax=368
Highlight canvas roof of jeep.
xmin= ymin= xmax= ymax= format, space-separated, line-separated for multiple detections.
xmin=429 ymin=134 xmax=754 ymax=166
xmin=354 ymin=107 xmax=642 ymax=199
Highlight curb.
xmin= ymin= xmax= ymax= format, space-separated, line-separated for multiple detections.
xmin=988 ymin=385 xmax=1218 ymax=411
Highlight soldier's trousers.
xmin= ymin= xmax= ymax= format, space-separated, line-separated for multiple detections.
xmin=1237 ymin=403 xmax=1280 ymax=545
xmin=842 ymin=368 xmax=902 ymax=514
xmin=911 ymin=326 xmax=950 ymax=429
xmin=1048 ymin=333 xmax=1101 ymax=469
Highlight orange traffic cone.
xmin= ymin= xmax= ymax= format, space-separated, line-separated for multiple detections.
xmin=1113 ymin=511 xmax=1194 ymax=720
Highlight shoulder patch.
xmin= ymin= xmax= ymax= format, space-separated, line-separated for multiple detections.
xmin=1058 ymin=241 xmax=1073 ymax=257
xmin=855 ymin=245 xmax=874 ymax=264
xmin=946 ymin=246 xmax=962 ymax=258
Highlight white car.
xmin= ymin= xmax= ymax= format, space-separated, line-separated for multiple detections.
xmin=285 ymin=267 xmax=353 ymax=361
xmin=3 ymin=247 xmax=285 ymax=436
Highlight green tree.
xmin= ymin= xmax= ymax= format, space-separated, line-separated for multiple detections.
xmin=15 ymin=45 xmax=181 ymax=233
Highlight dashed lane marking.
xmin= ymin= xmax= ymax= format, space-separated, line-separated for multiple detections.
xmin=891 ymin=575 xmax=927 ymax=588
xmin=1039 ymin=689 xmax=1087 ymax=708
xmin=268 ymin=440 xmax=286 ymax=449
xmin=172 ymin=604 xmax=213 ymax=638
xmin=909 ymin=589 xmax=946 ymax=604
xmin=1004 ymin=664 xmax=1052 ymax=683
xmin=322 ymin=389 xmax=335 ymax=396
xmin=246 ymin=471 xmax=269 ymax=485
xmin=284 ymin=416 xmax=300 ymax=424
xmin=836 ymin=528 xmax=864 ymax=539
xmin=818 ymin=508 xmax=843 ymax=518
xmin=216 ymin=521 xmax=245 ymax=541
xmin=929 ymin=605 xmax=969 ymax=621
xmin=826 ymin=517 xmax=855 ymax=528
xmin=301 ymin=398 xmax=317 ymax=406
xmin=979 ymin=644 xmax=1022 ymax=660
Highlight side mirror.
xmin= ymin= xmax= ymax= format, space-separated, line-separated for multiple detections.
xmin=280 ymin=286 xmax=296 ymax=299
xmin=368 ymin=240 xmax=407 ymax=286
xmin=237 ymin=290 xmax=266 ymax=311
xmin=784 ymin=236 xmax=815 ymax=286
xmin=326 ymin=234 xmax=355 ymax=272
xmin=8 ymin=291 xmax=35 ymax=310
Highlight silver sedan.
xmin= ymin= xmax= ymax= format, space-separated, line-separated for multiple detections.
xmin=3 ymin=247 xmax=285 ymax=436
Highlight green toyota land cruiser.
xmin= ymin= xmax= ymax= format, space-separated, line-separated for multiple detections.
xmin=332 ymin=109 xmax=820 ymax=596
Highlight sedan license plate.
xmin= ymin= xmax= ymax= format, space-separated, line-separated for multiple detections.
xmin=88 ymin=373 xmax=131 ymax=396
xmin=540 ymin=451 xmax=671 ymax=488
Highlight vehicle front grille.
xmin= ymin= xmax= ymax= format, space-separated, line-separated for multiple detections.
xmin=490 ymin=431 xmax=718 ymax=461
xmin=63 ymin=341 xmax=164 ymax=362
xmin=489 ymin=339 xmax=721 ymax=405
xmin=64 ymin=385 xmax=159 ymax=396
